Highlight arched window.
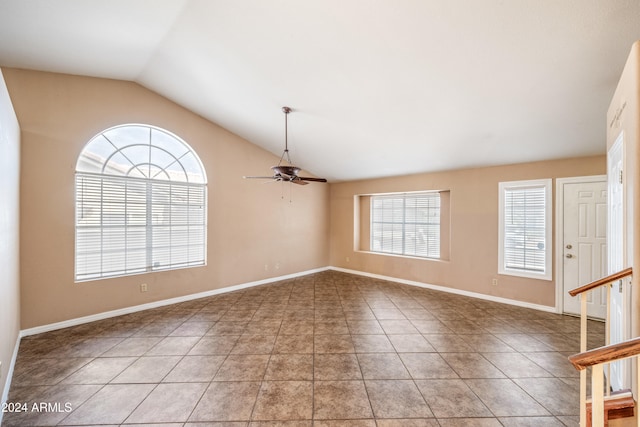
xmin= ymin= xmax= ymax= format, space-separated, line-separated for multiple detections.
xmin=75 ymin=124 xmax=207 ymax=281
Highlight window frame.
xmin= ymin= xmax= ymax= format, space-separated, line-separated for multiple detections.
xmin=74 ymin=124 xmax=207 ymax=282
xmin=369 ymin=191 xmax=441 ymax=260
xmin=498 ymin=178 xmax=552 ymax=281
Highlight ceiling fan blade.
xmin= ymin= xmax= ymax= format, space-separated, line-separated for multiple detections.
xmin=291 ymin=177 xmax=309 ymax=185
xmin=243 ymin=176 xmax=276 ymax=180
xmin=297 ymin=176 xmax=328 ymax=183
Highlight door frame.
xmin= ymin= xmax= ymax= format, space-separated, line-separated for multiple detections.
xmin=555 ymin=175 xmax=608 ymax=314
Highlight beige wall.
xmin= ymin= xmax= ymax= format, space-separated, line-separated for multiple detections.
xmin=0 ymin=69 xmax=20 ymax=404
xmin=2 ymin=68 xmax=329 ymax=330
xmin=606 ymin=41 xmax=640 ymax=336
xmin=330 ymin=156 xmax=605 ymax=308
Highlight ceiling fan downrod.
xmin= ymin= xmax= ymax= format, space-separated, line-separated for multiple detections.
xmin=280 ymin=106 xmax=292 ymax=165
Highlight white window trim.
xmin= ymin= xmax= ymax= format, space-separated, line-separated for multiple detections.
xmin=369 ymin=191 xmax=441 ymax=260
xmin=498 ymin=178 xmax=552 ymax=281
xmin=74 ymin=124 xmax=207 ymax=282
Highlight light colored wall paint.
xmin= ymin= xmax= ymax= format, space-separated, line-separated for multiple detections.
xmin=3 ymin=68 xmax=329 ymax=329
xmin=606 ymin=41 xmax=640 ymax=337
xmin=0 ymin=69 xmax=21 ymax=407
xmin=330 ymin=156 xmax=605 ymax=308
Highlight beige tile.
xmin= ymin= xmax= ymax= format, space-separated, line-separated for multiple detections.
xmin=111 ymin=356 xmax=181 ymax=383
xmin=231 ymin=334 xmax=276 ymax=354
xmin=378 ymin=320 xmax=419 ymax=334
xmin=206 ymin=321 xmax=248 ymax=335
xmin=357 ymin=353 xmax=411 ymax=379
xmin=313 ymin=380 xmax=373 ymax=420
xmin=465 ymin=379 xmax=550 ymax=417
xmin=243 ymin=320 xmax=282 ymax=335
xmin=314 ymin=320 xmax=349 ymax=335
xmin=134 ymin=322 xmax=180 ymax=337
xmin=440 ymin=353 xmax=506 ymax=379
xmin=365 ymin=380 xmax=432 ymax=418
xmin=189 ymin=381 xmax=261 ymax=422
xmin=437 ymin=419 xmax=503 ymax=427
xmin=415 ymin=379 xmax=492 ymax=418
xmin=169 ymin=321 xmax=215 ymax=336
xmin=376 ymin=419 xmax=439 ymax=427
xmin=12 ymin=357 xmax=93 ymax=386
xmin=346 ymin=320 xmax=384 ymax=334
xmin=411 ymin=320 xmax=454 ymax=334
xmin=387 ymin=334 xmax=435 ymax=352
xmin=400 ymin=353 xmax=458 ymax=379
xmin=60 ymin=357 xmax=137 ymax=384
xmin=250 ymin=421 xmax=311 ymax=427
xmin=423 ymin=334 xmax=473 ymax=352
xmin=59 ymin=384 xmax=155 ymax=425
xmin=351 ymin=334 xmax=395 ymax=353
xmin=125 ymin=382 xmax=208 ymax=423
xmin=265 ymin=354 xmax=313 ymax=380
xmin=314 ymin=335 xmax=355 ymax=353
xmin=498 ymin=417 xmax=565 ymax=426
xmin=313 ymin=421 xmax=376 ymax=427
xmin=482 ymin=352 xmax=551 ymax=378
xmin=273 ymin=334 xmax=314 ymax=354
xmin=146 ymin=336 xmax=200 ymax=356
xmin=513 ymin=378 xmax=579 ymax=416
xmin=189 ymin=335 xmax=241 ymax=355
xmin=314 ymin=354 xmax=362 ymax=380
xmin=252 ymin=381 xmax=313 ymax=420
xmin=164 ymin=355 xmax=226 ymax=382
xmin=102 ymin=337 xmax=163 ymax=357
xmin=214 ymin=354 xmax=270 ymax=381
xmin=279 ymin=320 xmax=314 ymax=335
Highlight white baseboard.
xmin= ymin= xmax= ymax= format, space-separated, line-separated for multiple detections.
xmin=21 ymin=267 xmax=328 ymax=337
xmin=0 ymin=333 xmax=21 ymax=425
xmin=329 ymin=266 xmax=557 ymax=313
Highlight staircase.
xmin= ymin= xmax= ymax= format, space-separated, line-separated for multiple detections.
xmin=568 ymin=267 xmax=637 ymax=427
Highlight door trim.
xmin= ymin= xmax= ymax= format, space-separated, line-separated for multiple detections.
xmin=555 ymin=175 xmax=607 ymax=314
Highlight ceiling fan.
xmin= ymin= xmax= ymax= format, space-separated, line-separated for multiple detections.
xmin=244 ymin=106 xmax=327 ymax=185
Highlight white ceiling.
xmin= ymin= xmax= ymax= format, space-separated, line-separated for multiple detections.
xmin=1 ymin=0 xmax=639 ymax=182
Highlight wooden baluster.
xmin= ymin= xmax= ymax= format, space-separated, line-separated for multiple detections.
xmin=592 ymin=364 xmax=605 ymax=427
xmin=580 ymin=293 xmax=587 ymax=427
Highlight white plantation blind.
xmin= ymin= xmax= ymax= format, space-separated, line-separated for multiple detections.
xmin=371 ymin=192 xmax=440 ymax=259
xmin=75 ymin=124 xmax=207 ymax=281
xmin=499 ymin=179 xmax=551 ymax=280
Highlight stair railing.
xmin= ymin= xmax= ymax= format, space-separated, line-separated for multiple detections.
xmin=569 ymin=336 xmax=640 ymax=427
xmin=568 ymin=267 xmax=633 ymax=427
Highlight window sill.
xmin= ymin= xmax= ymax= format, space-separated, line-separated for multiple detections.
xmin=356 ymin=250 xmax=449 ymax=263
xmin=499 ymin=268 xmax=552 ymax=281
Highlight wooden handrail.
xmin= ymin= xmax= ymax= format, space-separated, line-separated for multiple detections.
xmin=568 ymin=267 xmax=633 ymax=297
xmin=568 ymin=336 xmax=640 ymax=371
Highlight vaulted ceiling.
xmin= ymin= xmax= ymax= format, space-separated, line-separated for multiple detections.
xmin=1 ymin=1 xmax=639 ymax=181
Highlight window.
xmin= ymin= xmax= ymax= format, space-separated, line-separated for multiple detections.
xmin=371 ymin=192 xmax=440 ymax=259
xmin=499 ymin=179 xmax=552 ymax=280
xmin=75 ymin=124 xmax=207 ymax=281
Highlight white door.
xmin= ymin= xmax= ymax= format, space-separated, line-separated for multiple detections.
xmin=562 ymin=181 xmax=608 ymax=318
xmin=608 ymin=133 xmax=627 ymax=391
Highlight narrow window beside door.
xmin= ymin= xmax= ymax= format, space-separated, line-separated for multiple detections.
xmin=498 ymin=179 xmax=552 ymax=280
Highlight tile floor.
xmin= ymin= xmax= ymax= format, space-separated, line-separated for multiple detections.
xmin=3 ymin=271 xmax=605 ymax=426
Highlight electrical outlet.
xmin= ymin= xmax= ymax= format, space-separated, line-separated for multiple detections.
xmin=140 ymin=283 xmax=148 ymax=292
xmin=275 ymin=262 xmax=280 ymax=270
xmin=264 ymin=264 xmax=269 ymax=271
xmin=492 ymin=278 xmax=498 ymax=286
xmin=346 ymin=257 xmax=350 ymax=262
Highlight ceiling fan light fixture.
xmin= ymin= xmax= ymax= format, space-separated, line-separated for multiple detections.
xmin=243 ymin=106 xmax=327 ymax=185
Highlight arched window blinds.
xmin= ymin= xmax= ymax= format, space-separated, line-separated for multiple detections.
xmin=75 ymin=124 xmax=207 ymax=281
